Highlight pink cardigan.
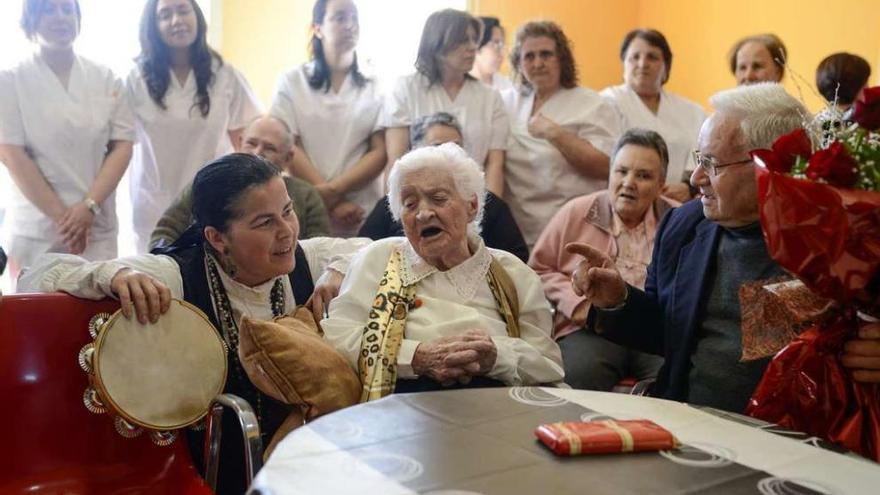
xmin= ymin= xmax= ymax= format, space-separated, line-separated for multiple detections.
xmin=529 ymin=190 xmax=678 ymax=339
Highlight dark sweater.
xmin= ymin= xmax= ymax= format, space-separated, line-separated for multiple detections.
xmin=686 ymin=222 xmax=786 ymax=412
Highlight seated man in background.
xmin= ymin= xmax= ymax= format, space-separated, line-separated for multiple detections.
xmin=569 ymin=83 xmax=880 ymax=413
xmin=530 ymin=128 xmax=677 ymax=391
xmin=358 ymin=112 xmax=530 ymax=263
xmin=149 ymin=115 xmax=330 ymax=251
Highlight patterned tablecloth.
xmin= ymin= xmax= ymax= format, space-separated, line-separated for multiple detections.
xmin=251 ymin=387 xmax=880 ymax=495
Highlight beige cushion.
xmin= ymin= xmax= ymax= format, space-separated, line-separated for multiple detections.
xmin=238 ymin=307 xmax=361 ymax=421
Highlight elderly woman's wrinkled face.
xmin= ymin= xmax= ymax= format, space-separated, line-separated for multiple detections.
xmin=156 ymin=0 xmax=198 ymax=50
xmin=442 ymin=25 xmax=479 ymax=77
xmin=624 ymin=37 xmax=666 ymax=95
xmin=609 ymin=144 xmax=665 ymax=226
xmin=208 ymin=177 xmax=300 ymax=286
xmin=35 ymin=0 xmax=79 ymax=48
xmin=519 ymin=35 xmax=561 ymax=93
xmin=735 ymin=41 xmax=783 ymax=85
xmin=399 ymin=168 xmax=477 ymax=269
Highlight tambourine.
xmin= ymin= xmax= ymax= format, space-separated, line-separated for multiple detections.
xmin=79 ymin=299 xmax=227 ymax=446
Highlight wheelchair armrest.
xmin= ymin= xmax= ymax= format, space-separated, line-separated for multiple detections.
xmin=204 ymin=393 xmax=263 ymax=492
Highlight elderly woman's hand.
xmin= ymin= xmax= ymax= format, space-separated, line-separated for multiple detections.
xmin=305 ymin=268 xmax=345 ymax=322
xmin=110 ymin=268 xmax=172 ymax=325
xmin=528 ymin=113 xmax=562 ymax=141
xmin=842 ymin=321 xmax=880 ymax=383
xmin=412 ymin=331 xmax=498 ymax=386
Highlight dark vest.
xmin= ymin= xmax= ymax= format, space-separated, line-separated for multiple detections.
xmin=162 ymin=242 xmax=314 ymax=495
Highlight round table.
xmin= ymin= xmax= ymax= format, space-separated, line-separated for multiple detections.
xmin=251 ymin=387 xmax=879 ymax=495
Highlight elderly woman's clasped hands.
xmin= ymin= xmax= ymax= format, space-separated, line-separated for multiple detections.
xmin=412 ymin=330 xmax=498 ymax=386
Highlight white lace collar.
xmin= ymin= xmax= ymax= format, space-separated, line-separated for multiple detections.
xmin=398 ymin=234 xmax=493 ymax=300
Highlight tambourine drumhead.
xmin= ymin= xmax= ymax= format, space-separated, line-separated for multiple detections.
xmin=93 ymin=299 xmax=227 ymax=430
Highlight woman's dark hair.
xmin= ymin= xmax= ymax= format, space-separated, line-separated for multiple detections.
xmin=478 ymin=16 xmax=502 ymax=49
xmin=620 ymin=29 xmax=672 ymax=85
xmin=308 ymin=0 xmax=368 ymax=92
xmin=816 ymin=52 xmax=871 ymax=105
xmin=137 ymin=0 xmax=221 ymax=118
xmin=510 ymin=21 xmax=578 ymax=92
xmin=415 ymin=9 xmax=482 ymax=85
xmin=20 ymin=0 xmax=81 ymax=40
xmin=610 ymin=128 xmax=670 ymax=179
xmin=192 ymin=153 xmax=281 ymax=233
xmin=728 ymin=33 xmax=787 ymax=79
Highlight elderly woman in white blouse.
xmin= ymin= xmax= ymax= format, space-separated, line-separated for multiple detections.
xmin=323 ymin=143 xmax=563 ymax=399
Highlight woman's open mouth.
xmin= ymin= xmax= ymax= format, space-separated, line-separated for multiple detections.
xmin=420 ymin=226 xmax=444 ymax=239
xmin=272 ymin=246 xmax=293 ymax=257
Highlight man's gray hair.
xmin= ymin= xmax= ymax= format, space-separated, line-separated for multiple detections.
xmin=410 ymin=112 xmax=463 ymax=148
xmin=246 ymin=114 xmax=294 ymax=150
xmin=387 ymin=142 xmax=485 ymax=235
xmin=709 ymin=82 xmax=809 ymax=150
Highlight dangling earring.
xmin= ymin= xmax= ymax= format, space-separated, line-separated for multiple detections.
xmin=222 ymin=249 xmax=237 ymax=279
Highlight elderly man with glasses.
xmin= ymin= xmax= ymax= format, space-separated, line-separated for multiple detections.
xmin=568 ymin=83 xmax=880 ymax=413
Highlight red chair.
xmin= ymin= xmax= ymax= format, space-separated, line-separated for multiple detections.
xmin=0 ymin=293 xmax=213 ymax=494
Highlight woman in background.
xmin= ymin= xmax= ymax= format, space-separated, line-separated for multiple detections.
xmin=729 ymin=33 xmax=786 ymax=86
xmin=0 ymin=0 xmax=133 ymax=281
xmin=601 ymin=29 xmax=704 ymax=202
xmin=270 ymin=0 xmax=385 ymax=236
xmin=469 ymin=16 xmax=513 ymax=92
xmin=502 ymin=20 xmax=620 ymax=248
xmin=127 ymin=0 xmax=260 ymax=252
xmin=383 ymin=9 xmax=508 ymax=196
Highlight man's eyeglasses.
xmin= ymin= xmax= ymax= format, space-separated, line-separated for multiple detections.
xmin=692 ymin=150 xmax=753 ymax=176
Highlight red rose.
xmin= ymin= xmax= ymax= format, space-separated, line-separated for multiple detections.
xmin=805 ymin=141 xmax=859 ymax=188
xmin=852 ymin=86 xmax=880 ymax=130
xmin=750 ymin=129 xmax=812 ymax=174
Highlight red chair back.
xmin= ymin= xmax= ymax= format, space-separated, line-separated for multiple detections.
xmin=0 ymin=293 xmax=212 ymax=494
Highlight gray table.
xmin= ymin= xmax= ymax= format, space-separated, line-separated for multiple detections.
xmin=252 ymin=387 xmax=880 ymax=494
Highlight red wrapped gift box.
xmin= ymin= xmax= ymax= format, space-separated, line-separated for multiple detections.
xmin=535 ymin=419 xmax=679 ymax=456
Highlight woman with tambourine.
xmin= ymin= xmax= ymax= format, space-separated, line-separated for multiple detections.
xmin=21 ymin=153 xmax=367 ymax=494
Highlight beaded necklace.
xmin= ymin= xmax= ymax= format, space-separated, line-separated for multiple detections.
xmin=205 ymin=252 xmax=285 ymax=426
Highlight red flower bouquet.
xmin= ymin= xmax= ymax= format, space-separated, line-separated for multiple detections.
xmin=747 ymin=90 xmax=880 ymax=460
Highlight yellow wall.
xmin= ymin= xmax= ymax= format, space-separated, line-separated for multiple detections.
xmin=222 ymin=0 xmax=880 ymax=112
xmin=221 ymin=0 xmax=312 ymax=107
xmin=638 ymin=0 xmax=880 ymax=111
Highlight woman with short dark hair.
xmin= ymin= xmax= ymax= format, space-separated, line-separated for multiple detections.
xmin=0 ymin=0 xmax=134 ymax=283
xmin=383 ymin=9 xmax=509 ymax=196
xmin=502 ymin=20 xmax=620 ymax=248
xmin=270 ymin=0 xmax=385 ymax=237
xmin=601 ymin=29 xmax=705 ymax=203
xmin=816 ymin=52 xmax=871 ymax=110
xmin=126 ymin=0 xmax=261 ymax=252
xmin=469 ymin=16 xmax=513 ymax=92
xmin=729 ymin=33 xmax=787 ymax=86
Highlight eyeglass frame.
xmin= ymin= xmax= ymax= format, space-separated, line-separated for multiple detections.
xmin=691 ymin=150 xmax=753 ymax=176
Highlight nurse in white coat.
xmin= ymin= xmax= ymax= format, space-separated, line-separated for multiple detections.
xmin=601 ymin=29 xmax=705 ymax=203
xmin=270 ymin=0 xmax=385 ymax=236
xmin=469 ymin=16 xmax=514 ymax=93
xmin=0 ymin=0 xmax=134 ymax=282
xmin=127 ymin=0 xmax=261 ymax=252
xmin=383 ymin=9 xmax=509 ymax=196
xmin=502 ymin=21 xmax=620 ymax=248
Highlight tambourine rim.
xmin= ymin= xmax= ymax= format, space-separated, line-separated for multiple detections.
xmin=93 ymin=298 xmax=228 ymax=431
